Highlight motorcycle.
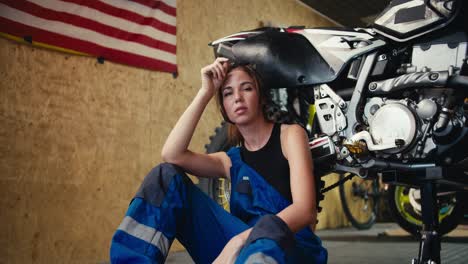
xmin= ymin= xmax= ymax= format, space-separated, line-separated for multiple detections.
xmin=199 ymin=0 xmax=468 ymax=263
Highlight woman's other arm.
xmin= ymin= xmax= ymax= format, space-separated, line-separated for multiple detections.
xmin=220 ymin=124 xmax=316 ymax=257
xmin=161 ymin=58 xmax=231 ymax=179
xmin=277 ymin=124 xmax=317 ymax=232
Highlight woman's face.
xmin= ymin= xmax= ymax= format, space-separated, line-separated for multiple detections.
xmin=221 ymin=68 xmax=262 ymax=125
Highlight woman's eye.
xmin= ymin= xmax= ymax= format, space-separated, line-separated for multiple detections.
xmin=244 ymin=86 xmax=253 ymax=91
xmin=223 ymin=92 xmax=232 ymax=97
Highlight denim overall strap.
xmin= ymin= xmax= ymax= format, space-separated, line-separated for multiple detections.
xmin=226 ymin=147 xmax=328 ymax=264
xmin=227 ymin=147 xmax=291 ymax=225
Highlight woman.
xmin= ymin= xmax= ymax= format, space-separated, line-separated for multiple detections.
xmin=110 ymin=57 xmax=327 ymax=264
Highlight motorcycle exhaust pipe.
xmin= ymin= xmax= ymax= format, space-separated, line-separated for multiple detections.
xmin=447 ymin=75 xmax=468 ymax=90
xmin=316 ymin=76 xmax=467 ymax=101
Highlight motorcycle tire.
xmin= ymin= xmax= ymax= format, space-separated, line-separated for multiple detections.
xmin=198 ymin=122 xmax=232 ymax=210
xmin=387 ymin=185 xmax=465 ymax=237
xmin=339 ymin=173 xmax=379 ymax=230
xmin=199 ymin=121 xmax=325 ymax=214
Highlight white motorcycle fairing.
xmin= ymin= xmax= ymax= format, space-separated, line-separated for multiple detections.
xmin=210 ymin=27 xmax=385 ymax=89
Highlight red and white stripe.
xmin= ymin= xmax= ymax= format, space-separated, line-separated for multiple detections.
xmin=309 ymin=137 xmax=329 ymax=149
xmin=0 ymin=0 xmax=177 ymax=72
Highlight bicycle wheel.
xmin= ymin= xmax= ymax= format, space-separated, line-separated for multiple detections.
xmin=339 ymin=173 xmax=379 ymax=230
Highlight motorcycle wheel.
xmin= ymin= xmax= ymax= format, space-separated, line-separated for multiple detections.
xmin=339 ymin=173 xmax=379 ymax=230
xmin=199 ymin=121 xmax=325 ymax=214
xmin=387 ymin=185 xmax=464 ymax=237
xmin=198 ymin=122 xmax=232 ymax=211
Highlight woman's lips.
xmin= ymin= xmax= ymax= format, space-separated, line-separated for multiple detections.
xmin=234 ymin=107 xmax=247 ymax=114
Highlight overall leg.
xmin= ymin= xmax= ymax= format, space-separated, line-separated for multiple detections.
xmin=110 ymin=163 xmax=248 ymax=264
xmin=235 ymin=215 xmax=327 ymax=264
xmin=110 ymin=163 xmax=189 ymax=263
xmin=176 ymin=179 xmax=249 ymax=263
xmin=235 ymin=215 xmax=294 ymax=264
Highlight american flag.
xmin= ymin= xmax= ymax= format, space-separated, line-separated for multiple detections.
xmin=0 ymin=0 xmax=177 ymax=73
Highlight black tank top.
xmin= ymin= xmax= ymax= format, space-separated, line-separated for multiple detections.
xmin=240 ymin=123 xmax=292 ymax=202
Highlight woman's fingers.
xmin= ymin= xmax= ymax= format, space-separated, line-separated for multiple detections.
xmin=216 ymin=57 xmax=229 ymax=63
xmin=201 ymin=57 xmax=230 ymax=83
xmin=215 ymin=61 xmax=225 ymax=79
xmin=211 ymin=68 xmax=218 ymax=80
xmin=215 ymin=57 xmax=230 ymax=76
xmin=222 ymin=60 xmax=230 ymax=71
xmin=213 ymin=65 xmax=222 ymax=80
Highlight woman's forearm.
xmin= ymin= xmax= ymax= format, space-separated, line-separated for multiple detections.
xmin=234 ymin=204 xmax=315 ymax=246
xmin=236 ymin=228 xmax=252 ymax=243
xmin=162 ymin=58 xmax=229 ymax=163
xmin=276 ymin=203 xmax=317 ymax=233
xmin=161 ymin=89 xmax=212 ymax=163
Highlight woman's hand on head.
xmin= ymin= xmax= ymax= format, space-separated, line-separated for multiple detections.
xmin=200 ymin=57 xmax=230 ymax=97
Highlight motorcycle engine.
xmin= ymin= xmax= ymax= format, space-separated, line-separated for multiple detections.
xmin=366 ymin=99 xmax=417 ymax=154
xmin=362 ymin=94 xmax=448 ymax=160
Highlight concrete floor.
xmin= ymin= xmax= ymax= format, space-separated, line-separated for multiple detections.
xmin=166 ymin=223 xmax=468 ymax=264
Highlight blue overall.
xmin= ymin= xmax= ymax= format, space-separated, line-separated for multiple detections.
xmin=110 ymin=147 xmax=327 ymax=264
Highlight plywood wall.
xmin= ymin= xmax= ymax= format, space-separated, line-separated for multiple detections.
xmin=0 ymin=0 xmax=346 ymax=263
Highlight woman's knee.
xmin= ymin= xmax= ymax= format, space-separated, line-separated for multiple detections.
xmin=246 ymin=215 xmax=295 ymax=251
xmin=236 ymin=215 xmax=294 ymax=264
xmin=134 ymin=162 xmax=191 ymax=207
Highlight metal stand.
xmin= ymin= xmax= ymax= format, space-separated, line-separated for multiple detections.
xmin=382 ymin=165 xmax=468 ymax=264
xmin=412 ymin=168 xmax=442 ymax=264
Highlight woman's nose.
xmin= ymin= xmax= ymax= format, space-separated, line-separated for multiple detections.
xmin=234 ymin=90 xmax=243 ymax=103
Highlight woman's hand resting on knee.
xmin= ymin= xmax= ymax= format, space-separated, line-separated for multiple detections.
xmin=213 ymin=235 xmax=245 ymax=264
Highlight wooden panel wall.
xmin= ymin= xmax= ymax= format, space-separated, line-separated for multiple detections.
xmin=0 ymin=1 xmax=346 ymax=263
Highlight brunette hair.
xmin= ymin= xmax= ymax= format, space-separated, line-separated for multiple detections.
xmin=215 ymin=65 xmax=270 ymax=146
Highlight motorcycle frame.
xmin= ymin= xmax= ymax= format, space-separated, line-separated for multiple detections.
xmin=279 ymin=45 xmax=467 ymax=262
xmin=209 ymin=2 xmax=468 ymax=261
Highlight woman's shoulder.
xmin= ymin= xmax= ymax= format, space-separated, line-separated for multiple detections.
xmin=279 ymin=123 xmax=308 ymax=159
xmin=279 ymin=123 xmax=307 ymax=139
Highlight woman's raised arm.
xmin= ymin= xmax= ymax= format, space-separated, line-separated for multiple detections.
xmin=161 ymin=58 xmax=232 ymax=179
